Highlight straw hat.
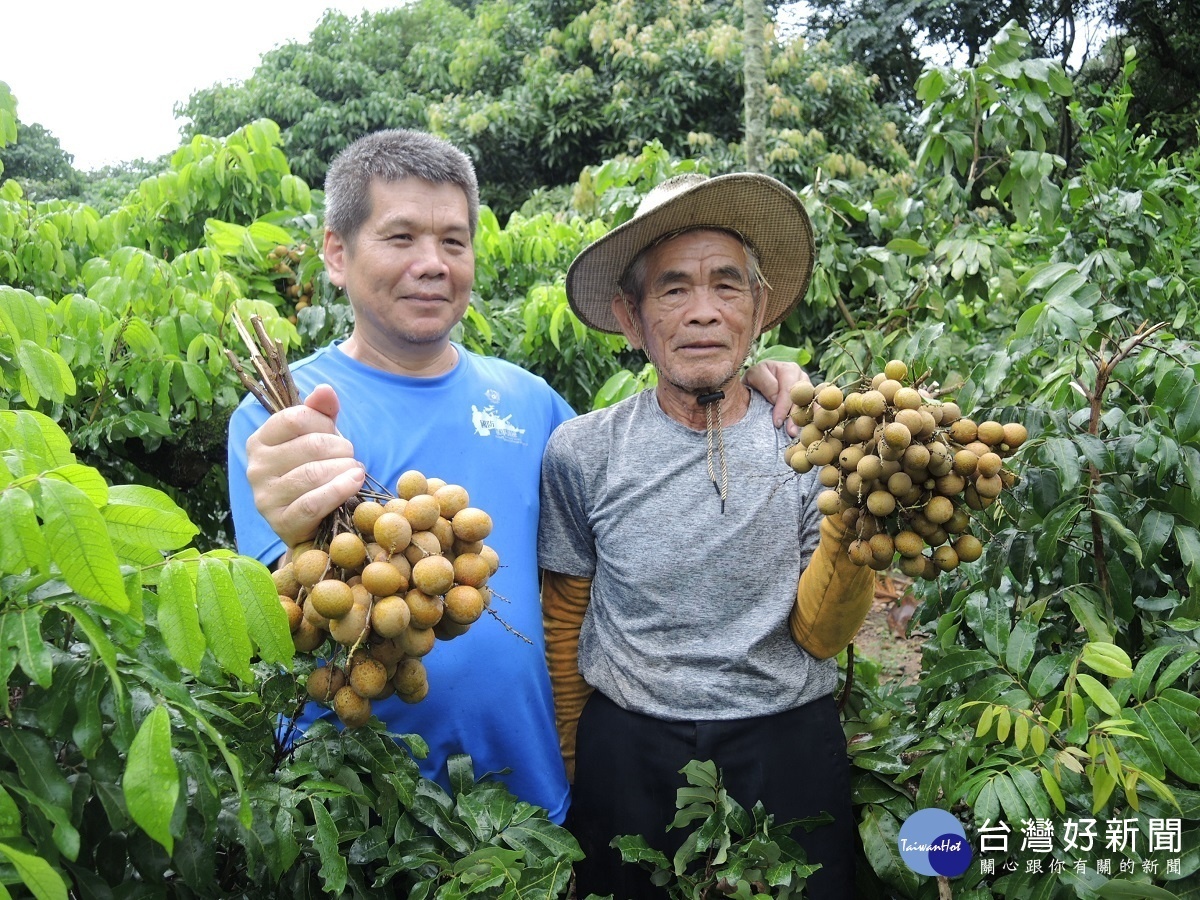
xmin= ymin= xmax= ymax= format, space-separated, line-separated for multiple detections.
xmin=565 ymin=172 xmax=814 ymax=335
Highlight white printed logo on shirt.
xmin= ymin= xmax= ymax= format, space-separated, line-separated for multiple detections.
xmin=472 ymin=403 xmax=526 ymax=444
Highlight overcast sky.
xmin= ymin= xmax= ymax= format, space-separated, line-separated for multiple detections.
xmin=4 ymin=1 xmax=401 ymax=171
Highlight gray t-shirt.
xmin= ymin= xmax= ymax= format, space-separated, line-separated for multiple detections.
xmin=538 ymin=388 xmax=834 ymax=721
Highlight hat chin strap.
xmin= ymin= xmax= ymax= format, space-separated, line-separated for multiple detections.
xmin=697 ymin=390 xmax=729 ymax=514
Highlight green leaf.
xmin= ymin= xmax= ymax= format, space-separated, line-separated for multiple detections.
xmin=1095 ymin=881 xmax=1181 ymax=899
xmin=36 ymin=478 xmax=128 ymax=612
xmin=1081 ymin=642 xmax=1134 ymax=678
xmin=196 ymin=557 xmax=253 ymax=681
xmin=310 ymin=799 xmax=349 ymax=896
xmin=43 ymin=464 xmax=107 ymax=507
xmin=229 ymin=556 xmax=293 ymax=667
xmin=1093 ymin=509 xmax=1144 ymax=564
xmin=858 ymin=806 xmax=919 ymax=896
xmin=1 ymin=607 xmax=52 ymax=688
xmin=885 ymin=238 xmax=929 ymax=257
xmin=1005 ymin=619 xmax=1038 ymax=676
xmin=60 ymin=605 xmax=123 ymax=706
xmin=156 ymin=559 xmax=205 ymax=673
xmin=1027 ymin=653 xmax=1070 ymax=698
xmin=1064 ymin=587 xmax=1115 ymax=642
xmin=0 ymin=729 xmax=72 ymax=811
xmin=0 ymin=487 xmax=47 ymax=575
xmin=0 ymin=410 xmax=74 ymax=470
xmin=1131 ymin=644 xmax=1176 ymax=701
xmin=1155 ymin=650 xmax=1200 ymax=695
xmin=16 ymin=340 xmax=68 ymax=405
xmin=1139 ymin=700 xmax=1200 ymax=783
xmin=103 ymin=485 xmax=198 ymax=552
xmin=1039 ymin=767 xmax=1065 ymax=813
xmin=1138 ymin=509 xmax=1174 ymax=565
xmin=992 ymin=773 xmax=1029 ymax=823
xmin=0 ymin=841 xmax=68 ymax=900
xmin=1076 ymin=673 xmax=1122 ymax=716
xmin=123 ymin=705 xmax=179 ymax=854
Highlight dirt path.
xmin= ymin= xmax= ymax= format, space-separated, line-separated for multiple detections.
xmin=851 ymin=574 xmax=924 ymax=684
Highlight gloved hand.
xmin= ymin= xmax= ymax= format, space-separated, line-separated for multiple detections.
xmin=541 ymin=571 xmax=594 ymax=782
xmin=790 ymin=515 xmax=875 ymax=659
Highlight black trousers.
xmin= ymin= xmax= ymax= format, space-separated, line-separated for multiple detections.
xmin=569 ymin=691 xmax=855 ymax=900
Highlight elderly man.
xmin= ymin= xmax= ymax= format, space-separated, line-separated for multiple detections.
xmin=228 ymin=132 xmax=807 ymax=823
xmin=538 ymin=173 xmax=873 ymax=898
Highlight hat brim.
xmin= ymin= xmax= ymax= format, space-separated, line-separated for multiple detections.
xmin=566 ymin=173 xmax=814 ymax=335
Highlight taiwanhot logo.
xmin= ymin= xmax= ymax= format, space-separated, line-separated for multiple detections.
xmin=898 ymin=808 xmax=973 ymax=877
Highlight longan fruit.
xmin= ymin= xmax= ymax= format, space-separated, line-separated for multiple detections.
xmin=858 ymin=455 xmax=884 ymax=481
xmin=404 ymin=589 xmax=445 ymax=628
xmin=403 ymin=494 xmax=441 ymax=532
xmin=368 ymin=635 xmax=406 ymax=667
xmin=396 ymin=470 xmax=428 ymax=500
xmin=412 ymin=555 xmax=456 ymax=596
xmin=333 ymin=686 xmax=372 ymax=729
xmin=373 ymin=513 xmax=413 ymax=554
xmin=404 ymin=531 xmax=444 ymax=565
xmin=867 ymin=490 xmax=896 ymax=517
xmin=292 ymin=618 xmax=324 ymax=652
xmin=945 ymin=507 xmax=972 ymax=534
xmin=431 ymin=516 xmax=456 ymax=552
xmin=895 ymin=408 xmax=925 ymax=435
xmin=1001 ymin=422 xmax=1028 ymax=449
xmin=939 ymin=402 xmax=962 ymax=424
xmin=887 ymin=472 xmax=913 ymax=496
xmin=426 ymin=477 xmax=448 ymax=495
xmin=819 ymin=464 xmax=842 ymax=488
xmin=798 ymin=423 xmax=824 ymax=447
xmin=281 ymin=597 xmax=303 ymax=633
xmin=349 ymin=658 xmax=389 ymax=699
xmin=293 ymin=549 xmax=330 ymax=588
xmin=399 ymin=681 xmax=430 ymax=704
xmin=479 ymin=545 xmax=500 ymax=575
xmin=435 ymin=618 xmax=472 ymax=641
xmin=883 ymin=422 xmax=912 ymax=451
xmin=329 ymin=603 xmax=370 ymax=646
xmin=362 ymin=560 xmax=405 ymax=598
xmin=848 ymin=539 xmax=874 ymax=566
xmin=309 ymin=579 xmax=355 ymax=619
xmin=352 ymin=500 xmax=385 ymax=539
xmin=925 ymin=495 xmax=954 ymax=524
xmin=878 ymin=379 xmax=903 ymax=404
xmin=383 ymin=497 xmax=407 ymax=516
xmin=328 ymin=532 xmax=367 ymax=571
xmin=452 ymin=508 xmax=493 ymax=542
xmin=817 ymin=489 xmax=844 ymax=516
xmin=935 ymin=472 xmax=967 ymax=496
xmin=976 ymin=421 xmax=1005 ymax=445
xmin=790 ymin=452 xmax=814 ymax=474
xmin=893 ymin=387 xmax=923 ymax=411
xmin=789 ymin=404 xmax=813 ymax=427
xmin=894 ymin=530 xmax=925 ymax=558
xmin=370 ymin=595 xmax=412 ymax=638
xmin=844 ymin=392 xmax=864 ymax=416
xmin=884 ymin=359 xmax=908 ymax=381
xmin=790 ymin=382 xmax=815 ymax=407
xmin=398 ymin=623 xmax=436 ymax=657
xmin=302 ymin=598 xmax=331 ymax=631
xmin=860 ymin=390 xmax=887 ymax=418
xmin=949 ymin=419 xmax=978 ymax=444
xmin=806 ymin=440 xmax=838 ymax=467
xmin=977 ymin=452 xmax=1003 ymax=478
xmin=307 ymin=665 xmax=347 ymax=702
xmin=839 ymin=445 xmax=865 ymax=473
xmin=964 ymin=440 xmax=992 ymax=458
xmin=434 ymin=484 xmax=470 ymax=519
xmin=899 ymin=554 xmax=928 ymax=578
xmin=816 ymin=386 xmax=844 ymax=410
xmin=927 ymin=444 xmax=954 ymax=477
xmin=273 ymin=564 xmax=301 ymax=599
xmin=954 ymin=534 xmax=984 ymax=563
xmin=975 ymin=473 xmax=1004 ymax=499
xmin=444 ymin=585 xmax=485 ymax=625
xmin=393 ymin=658 xmax=427 ymax=696
xmin=812 ymin=405 xmax=843 ymax=431
xmin=931 ymin=545 xmax=960 ymax=572
xmin=953 ymin=450 xmax=979 ymax=477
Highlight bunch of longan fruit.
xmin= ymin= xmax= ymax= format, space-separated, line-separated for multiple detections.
xmin=785 ymin=359 xmax=1026 ymax=579
xmin=273 ymin=469 xmax=499 ymax=729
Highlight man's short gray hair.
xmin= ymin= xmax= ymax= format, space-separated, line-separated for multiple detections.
xmin=324 ymin=130 xmax=480 ymax=242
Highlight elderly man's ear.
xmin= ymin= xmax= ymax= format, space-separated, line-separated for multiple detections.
xmin=610 ymin=294 xmax=644 ymax=350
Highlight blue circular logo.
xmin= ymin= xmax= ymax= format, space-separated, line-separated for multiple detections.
xmin=898 ymin=808 xmax=973 ymax=877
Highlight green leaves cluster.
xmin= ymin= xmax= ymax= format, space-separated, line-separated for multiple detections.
xmin=612 ymin=760 xmax=820 ymax=899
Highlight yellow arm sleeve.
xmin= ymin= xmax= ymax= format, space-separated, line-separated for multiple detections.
xmin=541 ymin=570 xmax=594 ymax=783
xmin=790 ymin=515 xmax=876 ymax=659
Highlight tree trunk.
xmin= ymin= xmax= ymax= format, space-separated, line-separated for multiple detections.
xmin=744 ymin=0 xmax=767 ymax=173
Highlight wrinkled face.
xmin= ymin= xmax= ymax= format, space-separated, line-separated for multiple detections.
xmin=324 ymin=177 xmax=474 ymax=360
xmin=613 ymin=229 xmax=763 ymax=396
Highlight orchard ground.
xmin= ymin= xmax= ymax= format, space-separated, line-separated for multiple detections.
xmin=853 ymin=573 xmax=924 ymax=684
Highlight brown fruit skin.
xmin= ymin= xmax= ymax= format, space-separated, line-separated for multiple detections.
xmin=1001 ymin=422 xmax=1028 ymax=449
xmin=399 ymin=682 xmax=430 ymax=704
xmin=883 ymin=359 xmax=908 ymax=381
xmin=393 ymin=658 xmax=428 ymax=695
xmin=948 ymin=419 xmax=978 ymax=444
xmin=444 ymin=585 xmax=485 ymax=625
xmin=434 ymin=484 xmax=471 ymax=519
xmin=329 ymin=532 xmax=368 ymax=571
xmin=434 ymin=618 xmax=472 ymax=640
xmin=412 ymin=555 xmax=456 ymax=596
xmin=790 ymin=381 xmax=815 ymax=407
xmin=816 ymin=385 xmax=844 ymax=410
xmin=925 ymin=495 xmax=954 ymax=525
xmin=396 ymin=470 xmax=428 ymax=500
xmin=333 ymin=686 xmax=372 ymax=729
xmin=293 ymin=549 xmax=330 ymax=587
xmin=352 ymin=501 xmax=385 ymax=539
xmin=302 ymin=598 xmax=331 ymax=631
xmin=404 ymin=589 xmax=445 ymax=629
xmin=371 ymin=595 xmax=412 ymax=638
xmin=431 ymin=517 xmax=456 ymax=552
xmin=452 ymin=508 xmax=493 ymax=542
xmin=309 ymin=579 xmax=355 ymax=619
xmin=329 ymin=603 xmax=370 ymax=646
xmin=403 ymin=494 xmax=441 ymax=532
xmin=404 ymin=531 xmax=444 ymax=566
xmin=398 ymin=624 xmax=436 ymax=657
xmin=954 ymin=534 xmax=984 ymax=563
xmin=349 ymin=658 xmax=389 ymax=699
xmin=273 ymin=564 xmax=301 ymax=599
xmin=307 ymin=665 xmax=347 ymax=702
xmin=975 ymin=473 xmax=1004 ymax=499
xmin=292 ymin=618 xmax=325 ymax=652
xmin=894 ymin=531 xmax=925 ymax=558
xmin=977 ymin=452 xmax=1003 ymax=478
xmin=369 ymin=635 xmax=407 ymax=667
xmin=931 ymin=545 xmax=960 ymax=572
xmin=976 ymin=421 xmax=1005 ymax=445
xmin=361 ymin=561 xmax=405 ymax=597
xmin=281 ymin=597 xmax=303 ymax=633
xmin=899 ymin=554 xmax=927 ymax=577
xmin=373 ymin=513 xmax=413 ymax=554
xmin=479 ymin=546 xmax=500 ymax=575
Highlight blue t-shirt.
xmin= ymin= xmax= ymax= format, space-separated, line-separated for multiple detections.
xmin=227 ymin=341 xmax=574 ymax=822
